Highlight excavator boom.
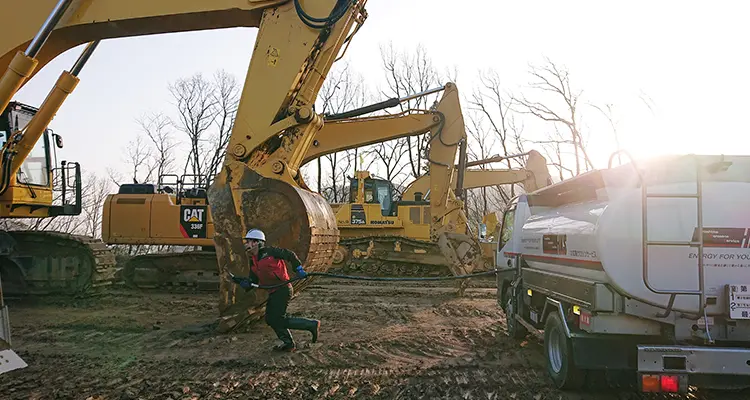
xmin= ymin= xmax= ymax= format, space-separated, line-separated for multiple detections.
xmin=0 ymin=0 xmax=290 ymax=111
xmin=303 ymin=111 xmax=442 ymax=165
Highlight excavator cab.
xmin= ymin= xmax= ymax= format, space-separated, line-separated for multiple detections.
xmin=0 ymin=101 xmax=74 ymax=204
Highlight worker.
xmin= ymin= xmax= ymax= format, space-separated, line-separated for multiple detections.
xmin=232 ymin=228 xmax=321 ymax=352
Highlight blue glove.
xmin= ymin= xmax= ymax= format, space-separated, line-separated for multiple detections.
xmin=295 ymin=265 xmax=307 ymax=278
xmin=230 ymin=273 xmax=256 ymax=289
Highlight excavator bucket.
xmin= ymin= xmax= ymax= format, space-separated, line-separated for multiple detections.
xmin=437 ymin=232 xmax=485 ymax=276
xmin=210 ymin=166 xmax=339 ymax=332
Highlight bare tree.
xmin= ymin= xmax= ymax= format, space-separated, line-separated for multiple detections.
xmin=465 ymin=111 xmax=495 ymax=217
xmin=469 ymin=70 xmax=526 ymax=170
xmin=169 ymin=73 xmax=219 ymax=184
xmin=166 ymin=69 xmax=241 ymax=187
xmin=203 ymin=70 xmax=240 ymax=185
xmin=137 ymin=112 xmax=178 ymax=182
xmin=380 ymin=42 xmax=444 ymax=179
xmin=80 ymin=172 xmax=114 ymax=238
xmin=311 ymin=62 xmax=369 ymax=201
xmin=512 ymin=57 xmax=594 ymax=178
xmin=125 ymin=134 xmax=154 ymax=184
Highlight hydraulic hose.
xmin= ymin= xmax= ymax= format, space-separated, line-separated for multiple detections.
xmin=294 ymin=0 xmax=353 ymax=29
xmin=229 ymin=269 xmax=500 ymax=290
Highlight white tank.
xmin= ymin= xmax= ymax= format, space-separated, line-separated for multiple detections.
xmin=517 ymin=154 xmax=750 ymax=317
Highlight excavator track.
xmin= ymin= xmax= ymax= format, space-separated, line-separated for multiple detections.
xmin=0 ymin=230 xmax=118 ymax=296
xmin=117 ymin=250 xmax=220 ymax=292
xmin=333 ymin=234 xmax=469 ymax=277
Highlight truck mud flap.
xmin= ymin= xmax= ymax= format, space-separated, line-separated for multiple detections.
xmin=570 ymin=334 xmax=636 ymax=370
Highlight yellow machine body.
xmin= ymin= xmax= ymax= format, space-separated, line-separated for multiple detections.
xmin=0 ymin=0 xmax=371 ymax=335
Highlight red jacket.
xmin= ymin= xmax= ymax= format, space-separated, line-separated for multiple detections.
xmin=248 ymin=247 xmax=302 ymax=293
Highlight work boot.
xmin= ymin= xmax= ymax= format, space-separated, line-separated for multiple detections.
xmin=273 ymin=342 xmax=296 ymax=352
xmin=311 ymin=320 xmax=320 ymax=343
xmin=287 ymin=317 xmax=321 ymax=343
xmin=272 ymin=326 xmax=295 ymax=352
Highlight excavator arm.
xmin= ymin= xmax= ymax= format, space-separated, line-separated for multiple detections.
xmin=301 ymin=85 xmax=446 ymax=165
xmin=401 ymin=150 xmax=552 ymax=201
xmin=301 ymin=111 xmax=441 ymax=166
xmin=1 ymin=0 xmax=370 ymax=334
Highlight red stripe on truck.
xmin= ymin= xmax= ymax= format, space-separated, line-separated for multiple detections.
xmin=504 ymin=252 xmax=603 ymax=271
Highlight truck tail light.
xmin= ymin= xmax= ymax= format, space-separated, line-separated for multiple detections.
xmin=660 ymin=375 xmax=679 ymax=392
xmin=641 ymin=374 xmax=685 ymax=393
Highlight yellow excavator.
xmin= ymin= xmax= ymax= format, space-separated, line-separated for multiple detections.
xmin=0 ymin=0 xmax=373 ymax=335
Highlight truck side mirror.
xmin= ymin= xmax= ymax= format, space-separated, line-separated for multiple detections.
xmin=52 ymin=133 xmax=63 ymax=148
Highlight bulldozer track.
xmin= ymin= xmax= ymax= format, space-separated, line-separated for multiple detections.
xmin=0 ymin=230 xmax=118 ymax=296
xmin=334 ymin=234 xmax=456 ymax=277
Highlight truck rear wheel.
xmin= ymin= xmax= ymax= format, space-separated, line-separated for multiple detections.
xmin=544 ymin=312 xmax=585 ymax=390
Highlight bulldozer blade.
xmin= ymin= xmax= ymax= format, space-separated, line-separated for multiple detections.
xmin=437 ymin=232 xmax=485 ymax=276
xmin=208 ymin=164 xmax=339 ymax=333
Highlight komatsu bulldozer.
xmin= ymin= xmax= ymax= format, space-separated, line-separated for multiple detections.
xmin=330 ymin=150 xmax=552 ymax=276
xmin=0 ymin=0 xmax=374 ymax=333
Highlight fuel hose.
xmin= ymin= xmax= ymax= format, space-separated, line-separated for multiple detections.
xmin=228 ymin=269 xmax=501 ymax=291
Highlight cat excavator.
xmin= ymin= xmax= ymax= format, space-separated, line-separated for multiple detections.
xmin=0 ymin=0 xmax=372 ymax=336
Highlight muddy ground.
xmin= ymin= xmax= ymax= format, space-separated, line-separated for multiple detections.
xmin=1 ymin=278 xmax=747 ymax=400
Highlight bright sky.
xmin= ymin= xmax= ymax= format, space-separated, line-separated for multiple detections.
xmin=11 ymin=0 xmax=750 ymax=184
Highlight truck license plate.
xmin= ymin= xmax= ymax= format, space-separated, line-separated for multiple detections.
xmin=728 ymin=284 xmax=750 ymax=320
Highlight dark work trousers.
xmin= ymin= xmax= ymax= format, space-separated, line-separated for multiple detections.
xmin=265 ymin=285 xmax=318 ymax=347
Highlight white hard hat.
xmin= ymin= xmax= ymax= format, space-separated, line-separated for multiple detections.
xmin=244 ymin=229 xmax=266 ymax=241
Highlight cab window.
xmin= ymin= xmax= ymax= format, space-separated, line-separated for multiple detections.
xmin=499 ymin=206 xmax=516 ymax=249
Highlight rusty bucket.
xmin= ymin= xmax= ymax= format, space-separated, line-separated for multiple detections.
xmin=209 ymin=165 xmax=339 ymax=333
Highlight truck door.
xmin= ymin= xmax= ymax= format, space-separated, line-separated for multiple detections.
xmin=496 ymin=197 xmax=519 ymax=271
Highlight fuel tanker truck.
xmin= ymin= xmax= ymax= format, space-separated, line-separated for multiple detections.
xmin=495 ymin=151 xmax=750 ymax=393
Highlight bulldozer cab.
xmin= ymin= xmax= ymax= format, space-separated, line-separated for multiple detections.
xmin=348 ymin=174 xmax=396 ymax=217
